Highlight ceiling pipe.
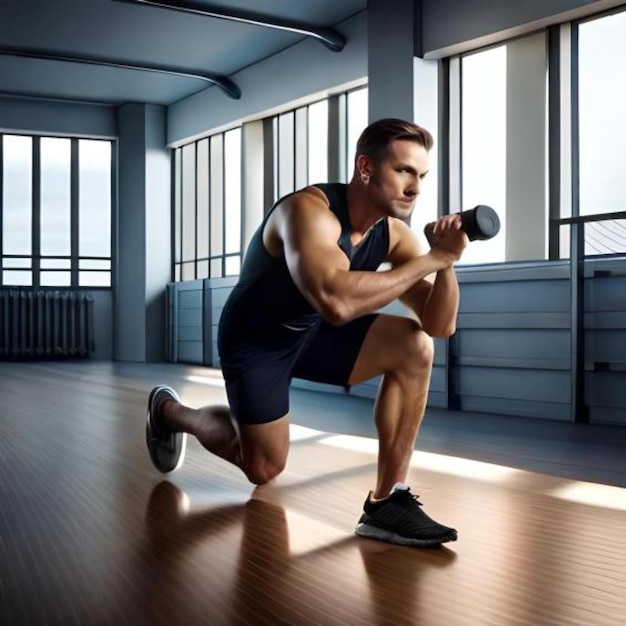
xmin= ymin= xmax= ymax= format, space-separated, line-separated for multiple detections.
xmin=114 ymin=0 xmax=346 ymax=52
xmin=0 ymin=46 xmax=241 ymax=100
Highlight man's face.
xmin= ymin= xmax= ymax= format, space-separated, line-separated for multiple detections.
xmin=366 ymin=139 xmax=429 ymax=220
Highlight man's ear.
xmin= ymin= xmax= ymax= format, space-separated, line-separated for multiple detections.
xmin=356 ymin=155 xmax=373 ymax=182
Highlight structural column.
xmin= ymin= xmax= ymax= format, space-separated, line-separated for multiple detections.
xmin=116 ymin=103 xmax=171 ymax=362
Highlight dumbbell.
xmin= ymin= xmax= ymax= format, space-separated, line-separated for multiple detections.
xmin=424 ymin=205 xmax=500 ymax=242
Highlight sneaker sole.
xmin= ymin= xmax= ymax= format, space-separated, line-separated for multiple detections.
xmin=355 ymin=522 xmax=457 ymax=548
xmin=146 ymin=385 xmax=187 ymax=474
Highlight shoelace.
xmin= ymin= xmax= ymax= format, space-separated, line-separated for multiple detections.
xmin=393 ymin=489 xmax=424 ymax=508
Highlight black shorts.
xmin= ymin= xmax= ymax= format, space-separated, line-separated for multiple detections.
xmin=221 ymin=314 xmax=378 ymax=425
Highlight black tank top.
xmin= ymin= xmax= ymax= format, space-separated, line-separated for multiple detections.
xmin=220 ymin=183 xmax=390 ymax=336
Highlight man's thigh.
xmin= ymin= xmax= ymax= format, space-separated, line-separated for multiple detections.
xmin=291 ymin=314 xmax=379 ymax=386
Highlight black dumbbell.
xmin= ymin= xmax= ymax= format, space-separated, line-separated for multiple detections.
xmin=424 ymin=205 xmax=500 ymax=242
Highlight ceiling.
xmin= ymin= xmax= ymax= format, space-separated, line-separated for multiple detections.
xmin=0 ymin=0 xmax=367 ymax=106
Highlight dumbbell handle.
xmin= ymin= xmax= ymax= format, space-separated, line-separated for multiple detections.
xmin=424 ymin=205 xmax=500 ymax=242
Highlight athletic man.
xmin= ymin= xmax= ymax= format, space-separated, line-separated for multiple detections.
xmin=147 ymin=118 xmax=468 ymax=547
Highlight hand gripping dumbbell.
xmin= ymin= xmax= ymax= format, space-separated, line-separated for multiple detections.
xmin=424 ymin=205 xmax=500 ymax=242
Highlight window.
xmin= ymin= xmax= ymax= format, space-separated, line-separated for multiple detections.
xmin=575 ymin=10 xmax=626 ymax=256
xmin=273 ymin=99 xmax=329 ymax=200
xmin=1 ymin=134 xmax=113 ymax=287
xmin=79 ymin=140 xmax=112 ymax=286
xmin=173 ymin=87 xmax=370 ymax=283
xmin=578 ymin=11 xmax=626 ymax=219
xmin=450 ymin=32 xmax=549 ymax=265
xmin=308 ymin=99 xmax=329 ymax=185
xmin=449 ymin=10 xmax=626 ymax=264
xmin=460 ymin=45 xmax=508 ymax=265
xmin=173 ymin=127 xmax=242 ymax=281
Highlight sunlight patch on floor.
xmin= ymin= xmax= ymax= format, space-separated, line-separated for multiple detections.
xmin=549 ymin=482 xmax=626 ymax=511
xmin=186 ymin=374 xmax=226 ymax=387
xmin=319 ymin=433 xmax=521 ymax=483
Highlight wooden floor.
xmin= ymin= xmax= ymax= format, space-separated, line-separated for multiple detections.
xmin=1 ymin=361 xmax=625 ymax=626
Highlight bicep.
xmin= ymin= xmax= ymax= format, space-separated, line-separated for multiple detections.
xmin=278 ymin=195 xmax=349 ymax=307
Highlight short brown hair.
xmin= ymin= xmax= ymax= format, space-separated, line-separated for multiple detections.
xmin=355 ymin=118 xmax=434 ymax=165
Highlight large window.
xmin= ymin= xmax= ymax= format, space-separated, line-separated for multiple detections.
xmin=173 ymin=87 xmax=371 ymax=283
xmin=1 ymin=134 xmax=113 ymax=287
xmin=173 ymin=127 xmax=242 ymax=281
xmin=450 ymin=9 xmax=626 ymax=264
xmin=457 ymin=32 xmax=549 ymax=265
xmin=576 ymin=10 xmax=626 ymax=256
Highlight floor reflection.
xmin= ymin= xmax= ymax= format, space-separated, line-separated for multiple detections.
xmin=143 ymin=481 xmax=458 ymax=625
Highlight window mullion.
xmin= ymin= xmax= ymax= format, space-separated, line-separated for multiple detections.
xmin=32 ymin=137 xmax=41 ymax=287
xmin=71 ymin=139 xmax=79 ymax=288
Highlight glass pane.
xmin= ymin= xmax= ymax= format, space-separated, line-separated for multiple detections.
xmin=41 ymin=271 xmax=71 ymax=287
xmin=175 ymin=264 xmax=181 ymax=282
xmin=2 ymin=135 xmax=32 ymax=255
xmin=40 ymin=137 xmax=71 ymax=256
xmin=197 ymin=139 xmax=210 ymax=260
xmin=79 ymin=271 xmax=110 ymax=287
xmin=225 ymin=255 xmax=241 ymax=276
xmin=272 ymin=117 xmax=279 ymax=201
xmin=79 ymin=140 xmax=111 ymax=257
xmin=224 ymin=128 xmax=241 ymax=255
xmin=210 ymin=258 xmax=222 ymax=278
xmin=181 ymin=143 xmax=196 ymax=262
xmin=197 ymin=260 xmax=209 ymax=279
xmin=174 ymin=149 xmax=182 ymax=263
xmin=559 ymin=224 xmax=570 ymax=259
xmin=278 ymin=112 xmax=295 ymax=197
xmin=210 ymin=134 xmax=224 ymax=256
xmin=308 ymin=99 xmax=328 ymax=184
xmin=181 ymin=262 xmax=195 ymax=281
xmin=3 ymin=270 xmax=32 ymax=286
xmin=80 ymin=259 xmax=110 ymax=270
xmin=3 ymin=258 xmax=31 ymax=269
xmin=585 ymin=219 xmax=626 ymax=255
xmin=460 ymin=46 xmax=507 ymax=264
xmin=41 ymin=259 xmax=71 ymax=269
xmin=579 ymin=11 xmax=626 ymax=216
xmin=560 ymin=220 xmax=626 ymax=257
xmin=346 ymin=88 xmax=368 ymax=180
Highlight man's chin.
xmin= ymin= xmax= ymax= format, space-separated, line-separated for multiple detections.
xmin=389 ymin=203 xmax=415 ymax=220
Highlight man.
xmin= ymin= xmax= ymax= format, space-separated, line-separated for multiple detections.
xmin=147 ymin=118 xmax=468 ymax=548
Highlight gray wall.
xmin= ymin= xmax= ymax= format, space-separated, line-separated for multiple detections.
xmin=0 ymin=95 xmax=116 ymax=138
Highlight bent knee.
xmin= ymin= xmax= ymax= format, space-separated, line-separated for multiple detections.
xmin=398 ymin=319 xmax=434 ymax=373
xmin=243 ymin=458 xmax=286 ymax=486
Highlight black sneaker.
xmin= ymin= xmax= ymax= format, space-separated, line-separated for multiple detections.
xmin=355 ymin=485 xmax=457 ymax=547
xmin=146 ymin=385 xmax=187 ymax=474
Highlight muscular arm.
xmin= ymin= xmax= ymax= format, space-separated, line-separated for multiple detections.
xmin=389 ymin=218 xmax=464 ymax=337
xmin=274 ymin=189 xmax=454 ymax=326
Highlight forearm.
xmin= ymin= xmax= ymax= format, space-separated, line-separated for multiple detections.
xmin=419 ymin=267 xmax=460 ymax=337
xmin=321 ymin=252 xmax=451 ymax=324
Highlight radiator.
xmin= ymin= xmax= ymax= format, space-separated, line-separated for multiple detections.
xmin=0 ymin=289 xmax=95 ymax=359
